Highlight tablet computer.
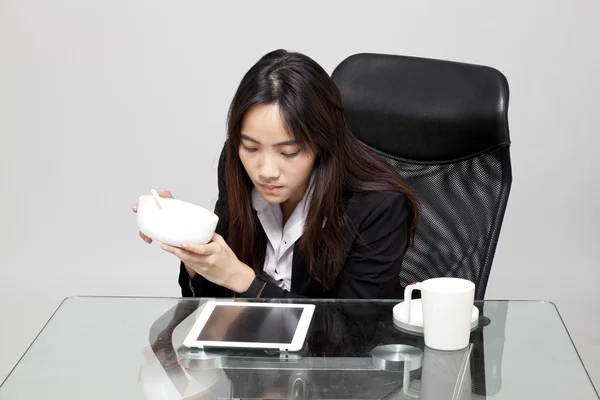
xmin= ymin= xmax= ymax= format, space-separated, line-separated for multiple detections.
xmin=183 ymin=301 xmax=316 ymax=352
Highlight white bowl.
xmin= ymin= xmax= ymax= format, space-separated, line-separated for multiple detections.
xmin=137 ymin=195 xmax=219 ymax=247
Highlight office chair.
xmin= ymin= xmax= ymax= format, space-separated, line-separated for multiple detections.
xmin=332 ymin=53 xmax=512 ymax=300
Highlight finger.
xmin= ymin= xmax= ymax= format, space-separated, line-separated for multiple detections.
xmin=132 ymin=204 xmax=138 ymax=213
xmin=209 ymin=233 xmax=232 ymax=254
xmin=161 ymin=243 xmax=203 ymax=263
xmin=180 ymin=241 xmax=221 ymax=256
xmin=140 ymin=232 xmax=152 ymax=244
xmin=157 ymin=188 xmax=174 ymax=199
xmin=139 ymin=231 xmax=152 ymax=244
xmin=211 ymin=233 xmax=228 ymax=247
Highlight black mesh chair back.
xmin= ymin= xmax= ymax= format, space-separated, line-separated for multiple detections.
xmin=332 ymin=54 xmax=512 ymax=299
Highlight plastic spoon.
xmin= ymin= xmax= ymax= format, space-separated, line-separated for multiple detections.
xmin=151 ymin=189 xmax=165 ymax=209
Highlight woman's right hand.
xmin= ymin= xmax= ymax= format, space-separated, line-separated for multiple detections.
xmin=132 ymin=188 xmax=174 ymax=244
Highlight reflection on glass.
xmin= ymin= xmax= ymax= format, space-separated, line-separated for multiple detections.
xmin=197 ymin=305 xmax=302 ymax=343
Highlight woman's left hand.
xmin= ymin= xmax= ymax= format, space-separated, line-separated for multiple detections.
xmin=161 ymin=233 xmax=256 ymax=294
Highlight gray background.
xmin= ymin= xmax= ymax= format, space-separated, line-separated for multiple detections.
xmin=1 ymin=0 xmax=598 ymax=389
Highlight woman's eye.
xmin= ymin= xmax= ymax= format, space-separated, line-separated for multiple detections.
xmin=243 ymin=146 xmax=258 ymax=153
xmin=282 ymin=151 xmax=300 ymax=158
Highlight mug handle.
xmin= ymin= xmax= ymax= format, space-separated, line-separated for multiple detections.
xmin=404 ymin=282 xmax=422 ymax=323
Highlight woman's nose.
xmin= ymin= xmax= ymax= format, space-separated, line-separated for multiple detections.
xmin=258 ymin=155 xmax=280 ymax=181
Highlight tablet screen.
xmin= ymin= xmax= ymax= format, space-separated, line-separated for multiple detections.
xmin=197 ymin=304 xmax=304 ymax=344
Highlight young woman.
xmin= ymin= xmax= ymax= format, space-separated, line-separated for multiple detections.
xmin=133 ymin=49 xmax=419 ymax=299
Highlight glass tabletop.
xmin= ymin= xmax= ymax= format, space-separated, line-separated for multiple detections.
xmin=0 ymin=297 xmax=597 ymax=399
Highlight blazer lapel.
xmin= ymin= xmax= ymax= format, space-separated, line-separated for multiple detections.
xmin=290 ymin=215 xmax=359 ymax=296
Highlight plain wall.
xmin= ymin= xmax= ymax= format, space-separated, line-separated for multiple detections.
xmin=1 ymin=0 xmax=599 ymax=388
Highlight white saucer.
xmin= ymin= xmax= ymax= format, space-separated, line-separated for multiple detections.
xmin=393 ymin=299 xmax=480 ymax=335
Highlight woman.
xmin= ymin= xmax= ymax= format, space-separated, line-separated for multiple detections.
xmin=133 ymin=49 xmax=419 ymax=299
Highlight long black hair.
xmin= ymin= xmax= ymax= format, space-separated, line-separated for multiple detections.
xmin=225 ymin=49 xmax=420 ymax=289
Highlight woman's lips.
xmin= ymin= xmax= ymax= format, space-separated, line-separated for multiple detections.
xmin=261 ymin=184 xmax=282 ymax=193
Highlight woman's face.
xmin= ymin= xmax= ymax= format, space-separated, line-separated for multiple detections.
xmin=238 ymin=103 xmax=315 ymax=207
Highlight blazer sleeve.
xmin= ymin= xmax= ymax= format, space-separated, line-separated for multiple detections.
xmin=178 ymin=145 xmax=230 ymax=298
xmin=237 ymin=276 xmax=305 ymax=298
xmin=239 ymin=191 xmax=408 ymax=299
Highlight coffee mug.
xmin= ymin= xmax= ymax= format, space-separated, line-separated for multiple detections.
xmin=404 ymin=277 xmax=475 ymax=351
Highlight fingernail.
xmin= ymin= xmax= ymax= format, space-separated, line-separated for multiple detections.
xmin=180 ymin=243 xmax=187 ymax=248
xmin=161 ymin=244 xmax=167 ymax=250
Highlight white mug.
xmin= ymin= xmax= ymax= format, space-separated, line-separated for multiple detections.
xmin=404 ymin=277 xmax=475 ymax=351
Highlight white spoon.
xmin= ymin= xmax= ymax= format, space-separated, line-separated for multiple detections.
xmin=150 ymin=189 xmax=165 ymax=209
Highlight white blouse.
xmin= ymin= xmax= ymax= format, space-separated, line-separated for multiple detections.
xmin=251 ymin=186 xmax=311 ymax=291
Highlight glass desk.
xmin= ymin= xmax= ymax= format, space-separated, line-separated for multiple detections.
xmin=0 ymin=298 xmax=597 ymax=399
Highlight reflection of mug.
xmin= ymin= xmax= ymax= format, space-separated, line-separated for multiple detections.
xmin=420 ymin=345 xmax=472 ymax=400
xmin=404 ymin=278 xmax=475 ymax=350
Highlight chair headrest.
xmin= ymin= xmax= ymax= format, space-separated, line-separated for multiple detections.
xmin=332 ymin=53 xmax=510 ymax=163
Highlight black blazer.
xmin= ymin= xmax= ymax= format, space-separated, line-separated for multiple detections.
xmin=178 ymin=147 xmax=409 ymax=299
